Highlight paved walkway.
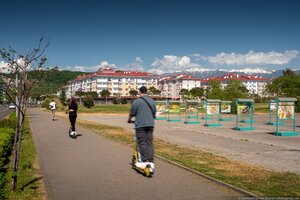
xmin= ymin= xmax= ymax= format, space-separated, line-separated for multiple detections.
xmin=78 ymin=113 xmax=300 ymax=174
xmin=28 ymin=108 xmax=241 ymax=200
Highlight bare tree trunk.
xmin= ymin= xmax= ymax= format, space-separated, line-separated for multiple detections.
xmin=11 ymin=78 xmax=25 ymax=191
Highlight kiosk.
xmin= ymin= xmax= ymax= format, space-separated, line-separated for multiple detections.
xmin=201 ymin=101 xmax=213 ymax=120
xmin=155 ymin=100 xmax=168 ymax=120
xmin=219 ymin=101 xmax=232 ymax=121
xmin=268 ymin=100 xmax=284 ymax=125
xmin=235 ymin=98 xmax=255 ymax=131
xmin=167 ymin=101 xmax=181 ymax=122
xmin=204 ymin=99 xmax=221 ymax=127
xmin=184 ymin=100 xmax=200 ymax=124
xmin=275 ymin=97 xmax=298 ymax=136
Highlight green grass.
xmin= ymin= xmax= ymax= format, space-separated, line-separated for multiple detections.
xmin=255 ymin=103 xmax=269 ymax=113
xmin=4 ymin=114 xmax=46 ymax=200
xmin=77 ymin=119 xmax=300 ymax=196
xmin=78 ymin=104 xmax=131 ymax=113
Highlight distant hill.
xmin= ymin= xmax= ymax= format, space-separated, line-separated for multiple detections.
xmin=29 ymin=68 xmax=89 ymax=98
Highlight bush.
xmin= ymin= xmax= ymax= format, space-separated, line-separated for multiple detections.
xmin=83 ymin=96 xmax=94 ymax=108
xmin=41 ymin=97 xmax=65 ymax=111
xmin=112 ymin=98 xmax=119 ymax=104
xmin=0 ymin=127 xmax=14 ymax=199
xmin=120 ymin=98 xmax=128 ymax=104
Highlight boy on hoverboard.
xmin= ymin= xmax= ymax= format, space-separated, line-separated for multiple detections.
xmin=128 ymin=86 xmax=156 ymax=176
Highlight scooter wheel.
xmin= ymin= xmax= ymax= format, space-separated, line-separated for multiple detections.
xmin=131 ymin=157 xmax=136 ymax=169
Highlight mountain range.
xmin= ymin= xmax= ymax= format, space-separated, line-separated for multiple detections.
xmin=168 ymin=69 xmax=300 ymax=79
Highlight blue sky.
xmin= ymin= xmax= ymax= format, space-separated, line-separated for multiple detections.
xmin=1 ymin=0 xmax=300 ymax=74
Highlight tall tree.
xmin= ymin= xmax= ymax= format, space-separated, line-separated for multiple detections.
xmin=129 ymin=89 xmax=138 ymax=97
xmin=222 ymin=80 xmax=248 ymax=101
xmin=100 ymin=89 xmax=111 ymax=103
xmin=190 ymin=87 xmax=204 ymax=99
xmin=205 ymin=80 xmax=222 ymax=99
xmin=0 ymin=37 xmax=48 ymax=190
xmin=179 ymin=88 xmax=190 ymax=101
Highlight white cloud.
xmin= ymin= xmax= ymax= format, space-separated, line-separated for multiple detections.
xmin=62 ymin=60 xmax=117 ymax=72
xmin=122 ymin=57 xmax=145 ymax=71
xmin=0 ymin=61 xmax=10 ymax=73
xmin=149 ymin=55 xmax=204 ymax=74
xmin=206 ymin=50 xmax=300 ymax=65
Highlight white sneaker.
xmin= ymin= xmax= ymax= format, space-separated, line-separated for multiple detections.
xmin=70 ymin=131 xmax=77 ymax=137
xmin=135 ymin=162 xmax=147 ymax=169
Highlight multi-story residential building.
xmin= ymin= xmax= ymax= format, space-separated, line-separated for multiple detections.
xmin=66 ymin=67 xmax=159 ymax=98
xmin=159 ymin=75 xmax=202 ymax=99
xmin=201 ymin=73 xmax=271 ymax=96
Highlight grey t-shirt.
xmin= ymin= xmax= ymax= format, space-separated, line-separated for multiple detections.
xmin=130 ymin=96 xmax=156 ymax=128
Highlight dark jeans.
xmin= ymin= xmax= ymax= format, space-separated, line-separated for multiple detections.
xmin=136 ymin=127 xmax=154 ymax=162
xmin=69 ymin=111 xmax=77 ymax=131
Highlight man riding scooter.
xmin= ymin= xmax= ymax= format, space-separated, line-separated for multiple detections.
xmin=128 ymin=86 xmax=156 ymax=175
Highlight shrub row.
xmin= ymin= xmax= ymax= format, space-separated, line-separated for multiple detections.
xmin=0 ymin=116 xmax=15 ymax=199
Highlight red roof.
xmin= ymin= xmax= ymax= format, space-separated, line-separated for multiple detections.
xmin=70 ymin=67 xmax=157 ymax=83
xmin=201 ymin=73 xmax=270 ymax=83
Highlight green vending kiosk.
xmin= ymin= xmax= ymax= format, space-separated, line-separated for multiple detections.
xmin=219 ymin=100 xmax=232 ymax=121
xmin=184 ymin=100 xmax=200 ymax=124
xmin=235 ymin=98 xmax=255 ymax=131
xmin=167 ymin=101 xmax=181 ymax=122
xmin=268 ymin=100 xmax=284 ymax=125
xmin=275 ymin=97 xmax=298 ymax=136
xmin=204 ymin=99 xmax=222 ymax=127
xmin=155 ymin=100 xmax=168 ymax=120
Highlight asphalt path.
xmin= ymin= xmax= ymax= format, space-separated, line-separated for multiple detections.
xmin=28 ymin=108 xmax=242 ymax=200
xmin=0 ymin=107 xmax=13 ymax=120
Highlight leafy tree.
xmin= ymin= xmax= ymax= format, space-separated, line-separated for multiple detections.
xmin=179 ymin=88 xmax=190 ymax=101
xmin=266 ymin=69 xmax=300 ymax=97
xmin=222 ymin=80 xmax=248 ymax=100
xmin=100 ymin=89 xmax=111 ymax=104
xmin=85 ymin=91 xmax=98 ymax=98
xmin=129 ymin=89 xmax=138 ymax=97
xmin=205 ymin=80 xmax=222 ymax=99
xmin=190 ymin=87 xmax=204 ymax=99
xmin=83 ymin=96 xmax=94 ymax=108
xmin=59 ymin=88 xmax=67 ymax=105
xmin=222 ymin=80 xmax=248 ymax=113
xmin=75 ymin=90 xmax=84 ymax=97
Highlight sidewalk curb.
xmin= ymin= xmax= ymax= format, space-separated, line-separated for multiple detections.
xmin=155 ymin=155 xmax=257 ymax=197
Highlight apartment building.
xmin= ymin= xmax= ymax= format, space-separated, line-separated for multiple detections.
xmin=66 ymin=67 xmax=159 ymax=97
xmin=201 ymin=73 xmax=271 ymax=96
xmin=159 ymin=75 xmax=202 ymax=99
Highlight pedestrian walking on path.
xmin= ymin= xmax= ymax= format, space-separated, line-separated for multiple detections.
xmin=49 ymin=100 xmax=56 ymax=121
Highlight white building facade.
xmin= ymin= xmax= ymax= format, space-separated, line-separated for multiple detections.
xmin=65 ymin=67 xmax=159 ymax=98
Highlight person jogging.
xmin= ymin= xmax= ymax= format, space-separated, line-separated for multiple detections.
xmin=66 ymin=96 xmax=78 ymax=136
xmin=128 ymin=86 xmax=156 ymax=165
xmin=49 ymin=100 xmax=56 ymax=121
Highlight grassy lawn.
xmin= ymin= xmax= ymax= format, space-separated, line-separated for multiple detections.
xmin=255 ymin=103 xmax=269 ymax=113
xmin=4 ymin=114 xmax=46 ymax=200
xmin=77 ymin=119 xmax=300 ymax=196
xmin=76 ymin=103 xmax=270 ymax=114
xmin=78 ymin=104 xmax=131 ymax=113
